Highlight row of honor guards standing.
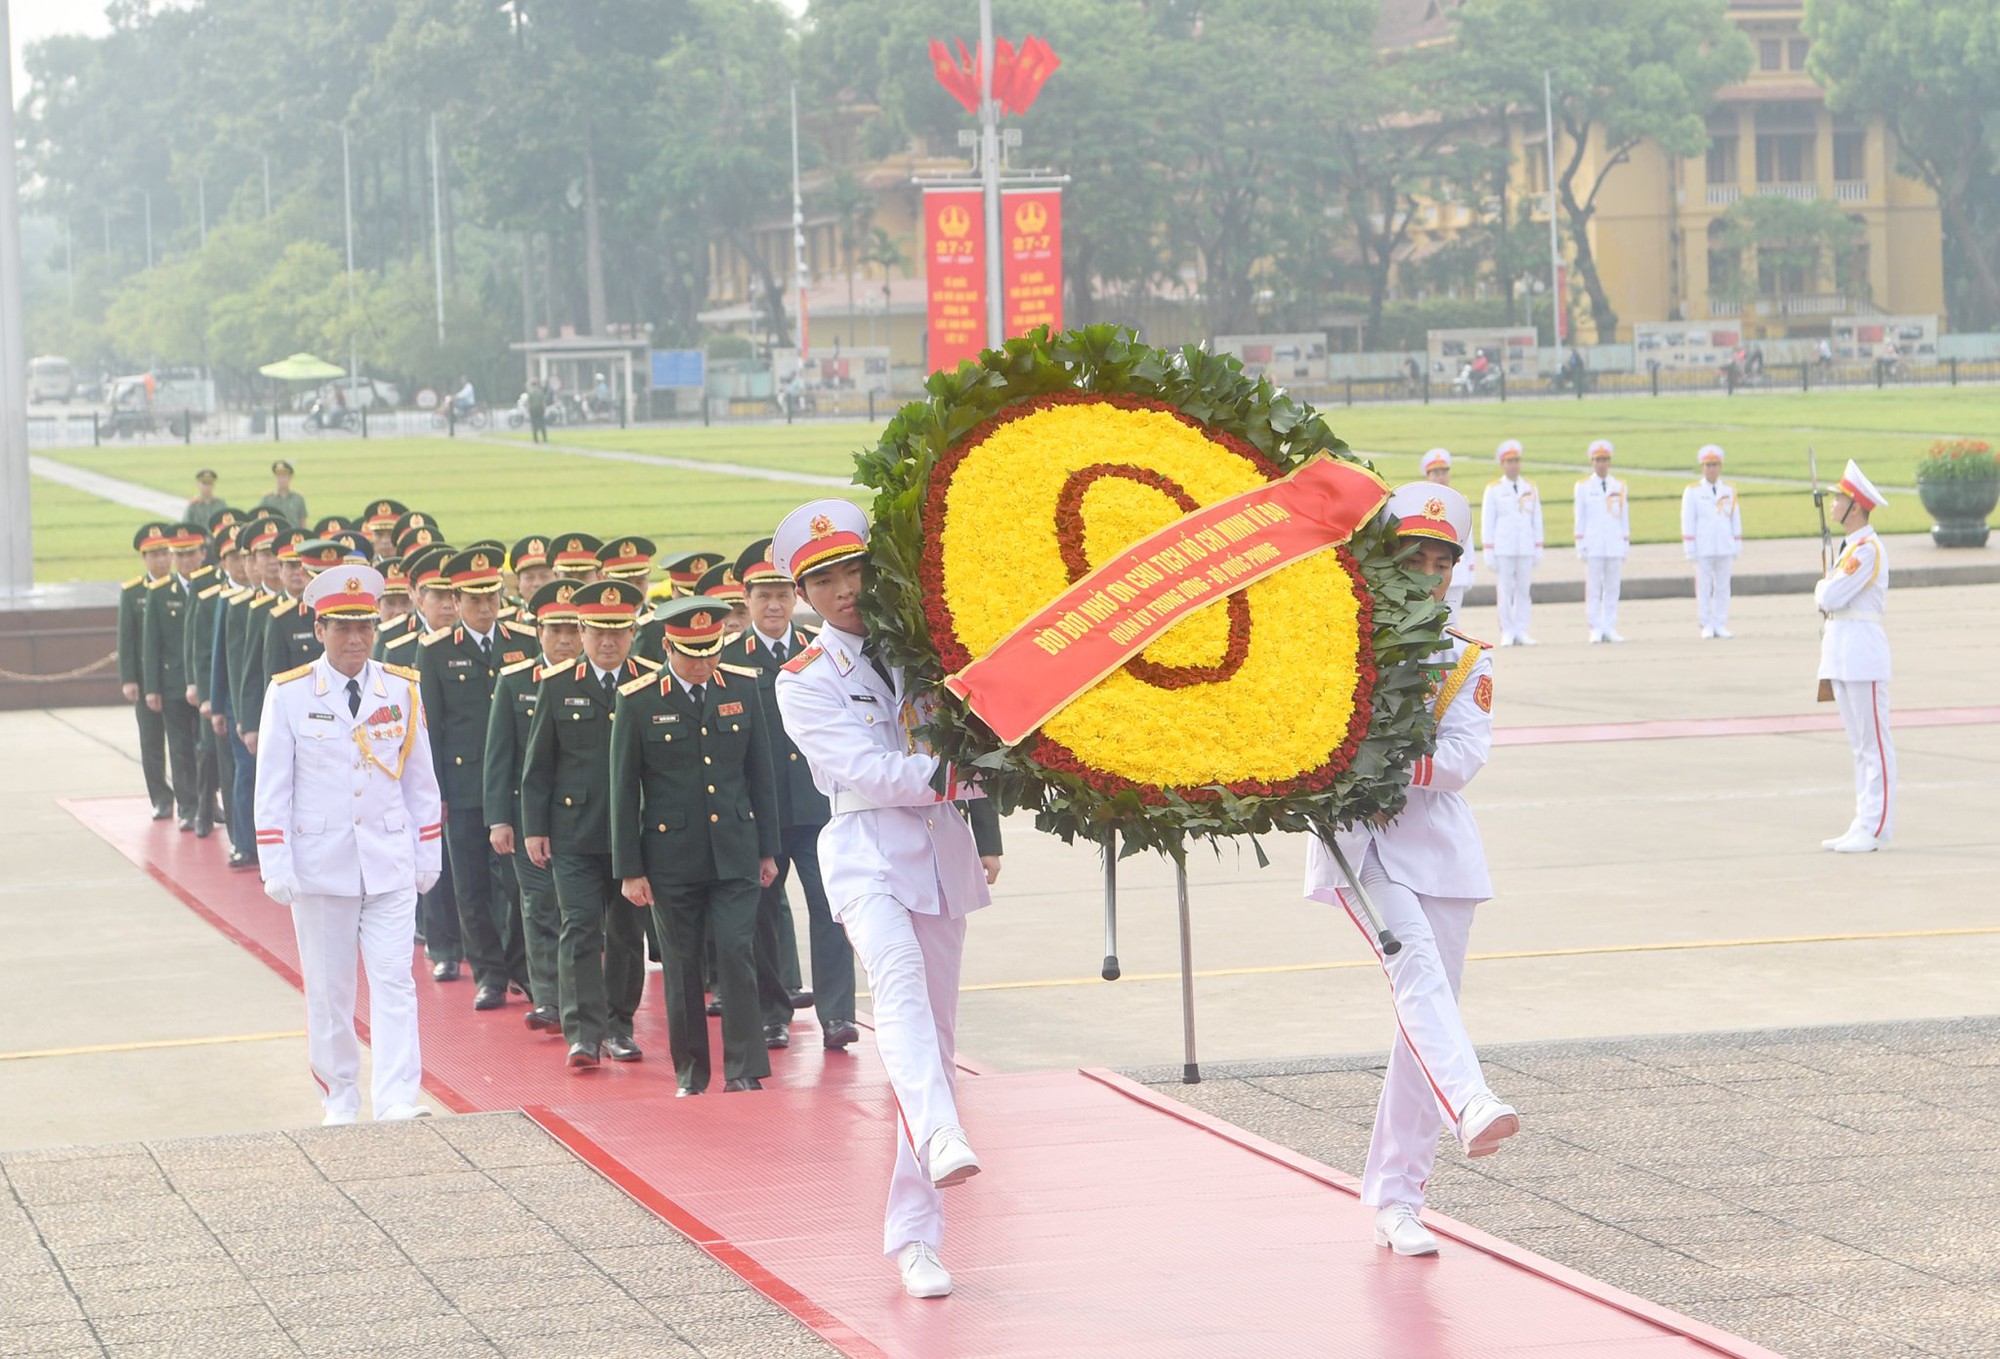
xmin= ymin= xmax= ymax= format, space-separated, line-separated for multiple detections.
xmin=115 ymin=500 xmax=882 ymax=1109
xmin=1410 ymin=439 xmax=1743 ymax=643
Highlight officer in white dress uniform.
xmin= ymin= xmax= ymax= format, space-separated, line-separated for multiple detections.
xmin=1302 ymin=484 xmax=1519 ymax=1258
xmin=1420 ymin=449 xmax=1474 ymax=613
xmin=1681 ymin=445 xmax=1743 ymax=638
xmin=1480 ymin=439 xmax=1543 ymax=646
xmin=1572 ymin=439 xmax=1631 ymax=642
xmin=1815 ymin=461 xmax=1895 ymax=853
xmin=254 ymin=565 xmax=443 ymax=1125
xmin=770 ymin=499 xmax=998 ymax=1301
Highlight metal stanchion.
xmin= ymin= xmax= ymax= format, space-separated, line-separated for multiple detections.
xmin=1176 ymin=859 xmax=1199 ymax=1085
xmin=1101 ymin=832 xmax=1120 ymax=982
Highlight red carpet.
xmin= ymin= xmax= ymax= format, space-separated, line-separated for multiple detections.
xmin=70 ymin=794 xmax=1780 ymax=1359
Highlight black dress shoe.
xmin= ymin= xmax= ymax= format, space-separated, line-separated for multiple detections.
xmin=722 ymin=1077 xmax=763 ymax=1092
xmin=823 ymin=1019 xmax=859 ymax=1051
xmin=566 ymin=1042 xmax=600 ymax=1069
xmin=227 ymin=850 xmax=259 ymax=871
xmin=524 ymin=1006 xmax=560 ymax=1033
xmin=764 ymin=1023 xmax=791 ymax=1050
xmin=194 ymin=816 xmax=214 ymax=839
xmin=432 ymin=960 xmax=461 ymax=982
xmin=789 ymin=988 xmax=815 ymax=1010
xmin=473 ymin=984 xmax=506 ymax=1010
xmin=704 ymin=996 xmax=723 ymax=1018
xmin=604 ymin=1035 xmax=643 ymax=1063
xmin=675 ymin=1086 xmax=703 ymax=1098
xmin=177 ymin=814 xmax=196 ymax=833
xmin=151 ymin=801 xmax=173 ymax=821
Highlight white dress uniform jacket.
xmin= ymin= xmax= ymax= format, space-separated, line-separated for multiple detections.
xmin=773 ymin=624 xmax=989 ymax=921
xmin=254 ymin=657 xmax=443 ymax=896
xmin=1815 ymin=526 xmax=1890 ymax=682
xmin=1480 ymin=477 xmax=1544 ymax=561
xmin=1305 ymin=632 xmax=1493 ymax=902
xmin=1573 ymin=474 xmax=1630 ymax=559
xmin=1681 ymin=479 xmax=1743 ymax=559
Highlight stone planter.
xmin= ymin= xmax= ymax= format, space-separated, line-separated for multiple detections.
xmin=1917 ymin=476 xmax=1999 ymax=548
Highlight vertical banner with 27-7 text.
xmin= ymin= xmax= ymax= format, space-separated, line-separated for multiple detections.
xmin=925 ymin=189 xmax=986 ymax=374
xmin=1002 ymin=189 xmax=1063 ymax=337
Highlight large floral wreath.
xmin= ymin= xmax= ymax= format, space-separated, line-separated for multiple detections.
xmin=856 ymin=325 xmax=1446 ymax=859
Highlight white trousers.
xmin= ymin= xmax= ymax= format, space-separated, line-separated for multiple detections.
xmin=1694 ymin=556 xmax=1733 ymax=632
xmin=291 ymin=891 xmax=423 ymax=1120
xmin=1584 ymin=557 xmax=1623 ymax=636
xmin=839 ymin=893 xmax=967 ymax=1257
xmin=1832 ymin=680 xmax=1896 ymax=842
xmin=1490 ymin=555 xmax=1535 ymax=642
xmin=1332 ymin=844 xmax=1486 ymax=1210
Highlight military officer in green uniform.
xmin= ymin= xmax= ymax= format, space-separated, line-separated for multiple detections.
xmin=377 ymin=546 xmax=453 ymax=661
xmin=485 ymin=580 xmax=586 ymax=1035
xmin=219 ymin=518 xmax=283 ymax=865
xmin=613 ymin=597 xmax=780 ymax=1094
xmin=360 ymin=499 xmax=408 ymax=560
xmin=196 ymin=522 xmax=252 ymax=851
xmin=733 ymin=539 xmax=858 ymax=1049
xmin=255 ymin=459 xmax=307 ymax=527
xmin=184 ymin=469 xmax=229 ymax=532
xmin=120 ymin=523 xmax=177 ymax=820
xmin=420 ymin=546 xmax=538 ymax=1010
xmin=376 ymin=557 xmax=413 ymax=630
xmin=141 ymin=524 xmax=209 ymax=830
xmin=520 ymin=578 xmax=658 ymax=1069
xmin=259 ymin=536 xmax=338 ymax=699
xmin=178 ymin=518 xmax=235 ymax=838
xmin=508 ymin=536 xmax=557 ymax=613
xmin=661 ymin=550 xmax=724 ymax=598
xmin=548 ymin=531 xmax=604 ymax=582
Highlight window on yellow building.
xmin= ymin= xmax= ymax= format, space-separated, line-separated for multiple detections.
xmin=1788 ymin=38 xmax=1810 ymax=70
xmin=1759 ymin=38 xmax=1782 ymax=71
xmin=1707 ymin=137 xmax=1739 ymax=185
xmin=1707 ymin=222 xmax=1740 ymax=298
xmin=1834 ymin=130 xmax=1866 ymax=181
xmin=1755 ymin=103 xmax=1817 ymax=185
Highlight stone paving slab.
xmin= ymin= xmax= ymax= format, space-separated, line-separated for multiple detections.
xmin=0 ymin=1114 xmax=835 ymax=1359
xmin=1138 ymin=1015 xmax=2000 ymax=1359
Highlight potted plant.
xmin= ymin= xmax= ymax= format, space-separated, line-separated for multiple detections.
xmin=1915 ymin=439 xmax=1998 ymax=547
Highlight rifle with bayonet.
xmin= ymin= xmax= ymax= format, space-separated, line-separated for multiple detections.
xmin=1808 ymin=446 xmax=1835 ymax=702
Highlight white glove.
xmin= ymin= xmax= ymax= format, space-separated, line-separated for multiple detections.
xmin=263 ymin=878 xmax=298 ymax=906
xmin=415 ymin=871 xmax=440 ymax=894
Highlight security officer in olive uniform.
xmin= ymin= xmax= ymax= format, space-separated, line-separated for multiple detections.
xmin=733 ymin=539 xmax=858 ymax=1050
xmin=613 ymin=597 xmax=780 ymax=1094
xmin=420 ymin=546 xmax=537 ymax=1010
xmin=520 ymin=578 xmax=659 ymax=1068
xmin=120 ymin=523 xmax=176 ymax=819
xmin=142 ymin=524 xmax=209 ymax=830
xmin=486 ymin=580 xmax=586 ymax=1035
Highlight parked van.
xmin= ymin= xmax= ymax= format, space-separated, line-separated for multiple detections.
xmin=28 ymin=356 xmax=74 ymax=403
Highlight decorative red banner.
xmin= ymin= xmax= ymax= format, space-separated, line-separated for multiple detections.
xmin=925 ymin=189 xmax=986 ymax=374
xmin=1002 ymin=189 xmax=1063 ymax=338
xmin=943 ymin=453 xmax=1390 ymax=746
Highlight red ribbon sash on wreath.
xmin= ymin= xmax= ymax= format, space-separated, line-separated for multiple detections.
xmin=943 ymin=453 xmax=1389 ymax=746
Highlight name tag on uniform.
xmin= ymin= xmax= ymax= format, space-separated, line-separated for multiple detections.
xmin=718 ymin=702 xmax=744 ymax=717
xmin=306 ymin=711 xmax=335 ymax=722
xmin=652 ymin=713 xmax=679 ymax=724
xmin=446 ymin=658 xmax=472 ymax=668
xmin=848 ymin=693 xmax=878 ymax=704
xmin=564 ymin=696 xmax=592 ymax=707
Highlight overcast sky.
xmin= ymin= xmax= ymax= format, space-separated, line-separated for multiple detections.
xmin=8 ymin=0 xmax=110 ymax=99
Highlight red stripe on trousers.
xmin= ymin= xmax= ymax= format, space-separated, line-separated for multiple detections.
xmin=1334 ymin=887 xmax=1461 ymax=1128
xmin=1870 ymin=683 xmax=1890 ymax=838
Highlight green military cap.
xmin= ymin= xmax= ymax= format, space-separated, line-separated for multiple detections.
xmin=274 ymin=528 xmax=313 ymax=561
xmin=271 ymin=459 xmax=295 ymax=475
xmin=443 ymin=546 xmax=506 ymax=594
xmin=195 ymin=468 xmax=218 ymax=485
xmin=527 ymin=579 xmax=583 ymax=623
xmin=550 ymin=531 xmax=604 ymax=575
xmin=735 ymin=537 xmax=786 ymax=586
xmin=651 ymin=596 xmax=731 ymax=655
xmin=240 ymin=517 xmax=284 ymax=553
xmin=165 ymin=523 xmax=207 ymax=551
xmin=405 ymin=545 xmax=456 ymax=592
xmin=598 ymin=535 xmax=656 ymax=580
xmin=392 ymin=510 xmax=443 ymax=544
xmin=361 ymin=499 xmax=409 ymax=533
xmin=396 ymin=524 xmax=444 ymax=557
xmin=662 ymin=550 xmax=724 ymax=596
xmin=295 ymin=538 xmax=347 ymax=573
xmin=572 ymin=578 xmax=646 ymax=628
xmin=378 ymin=557 xmax=410 ymax=597
xmin=132 ymin=522 xmax=174 ymax=553
xmin=509 ymin=535 xmax=553 ymax=572
xmin=313 ymin=514 xmax=356 ymax=537
xmin=215 ymin=523 xmax=246 ymax=558
xmin=333 ymin=532 xmax=373 ymax=562
xmin=693 ymin=561 xmax=744 ymax=603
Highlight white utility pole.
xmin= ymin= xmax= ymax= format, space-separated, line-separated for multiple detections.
xmin=143 ymin=190 xmax=153 ymax=269
xmin=0 ymin=0 xmax=32 ymax=594
xmin=978 ymin=0 xmax=1003 ymax=346
xmin=790 ymin=83 xmax=809 ymax=360
xmin=1543 ymin=69 xmax=1565 ymax=346
xmin=429 ymin=113 xmax=446 ymax=344
xmin=339 ymin=124 xmax=357 ymax=388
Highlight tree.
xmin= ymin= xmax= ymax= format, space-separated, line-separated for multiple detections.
xmin=1454 ymin=0 xmax=1753 ymax=341
xmin=1805 ymin=0 xmax=2000 ymax=329
xmin=1708 ymin=196 xmax=1864 ymax=307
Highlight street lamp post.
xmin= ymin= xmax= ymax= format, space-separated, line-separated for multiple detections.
xmin=338 ymin=124 xmax=357 ymax=392
xmin=0 ymin=0 xmax=33 ymax=594
xmin=978 ymin=0 xmax=1003 ymax=347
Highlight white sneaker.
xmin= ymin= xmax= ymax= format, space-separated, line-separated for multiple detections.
xmin=377 ymin=1103 xmax=433 ymax=1122
xmin=898 ymin=1241 xmax=953 ymax=1298
xmin=1605 ymin=631 xmax=1626 ymax=643
xmin=1714 ymin=627 xmax=1734 ymax=639
xmin=1458 ymin=1093 xmax=1520 ymax=1157
xmin=1830 ymin=831 xmax=1883 ymax=854
xmin=1498 ymin=636 xmax=1515 ymax=648
xmin=1517 ymin=635 xmax=1537 ymax=647
xmin=322 ymin=1110 xmax=358 ymax=1127
xmin=1700 ymin=627 xmax=1714 ymax=639
xmin=926 ymin=1125 xmax=981 ymax=1187
xmin=1373 ymin=1203 xmax=1439 ymax=1256
xmin=1588 ymin=632 xmax=1603 ymax=645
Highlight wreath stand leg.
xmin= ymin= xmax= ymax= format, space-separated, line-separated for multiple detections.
xmin=1100 ymin=833 xmax=1121 ymax=982
xmin=1176 ymin=860 xmax=1200 ymax=1085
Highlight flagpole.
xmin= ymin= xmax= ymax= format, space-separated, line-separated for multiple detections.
xmin=979 ymin=0 xmax=1003 ymax=348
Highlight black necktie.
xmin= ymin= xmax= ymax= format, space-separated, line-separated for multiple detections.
xmin=770 ymin=638 xmax=787 ymax=664
xmin=478 ymin=634 xmax=492 ymax=667
xmin=600 ymin=671 xmax=617 ymax=705
xmin=688 ymin=683 xmax=705 ymax=710
xmin=345 ymin=678 xmax=361 ymax=717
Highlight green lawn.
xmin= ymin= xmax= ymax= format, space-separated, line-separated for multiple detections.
xmin=33 ymin=387 xmax=1996 ymax=581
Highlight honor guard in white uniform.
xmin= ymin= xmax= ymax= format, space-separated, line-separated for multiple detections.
xmin=771 ymin=499 xmax=995 ymax=1301
xmin=1420 ymin=449 xmax=1474 ymax=612
xmin=1573 ymin=439 xmax=1630 ymax=642
xmin=1480 ymin=439 xmax=1543 ymax=646
xmin=1682 ymin=445 xmax=1743 ymax=638
xmin=253 ymin=565 xmax=443 ymax=1125
xmin=1815 ymin=461 xmax=1894 ymax=853
xmin=1303 ymin=484 xmax=1518 ymax=1258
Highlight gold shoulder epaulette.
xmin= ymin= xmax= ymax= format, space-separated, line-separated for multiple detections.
xmin=718 ymin=662 xmax=760 ymax=679
xmin=798 ymin=622 xmax=821 ymax=637
xmin=382 ymin=663 xmax=420 ymax=682
xmin=146 ymin=575 xmax=171 ymax=591
xmin=248 ymin=595 xmax=276 ymax=611
xmin=123 ymin=574 xmax=144 ymax=589
xmin=198 ymin=583 xmax=226 ymax=599
xmin=273 ymin=662 xmax=313 ymax=684
xmin=274 ymin=599 xmax=300 ymax=618
xmin=632 ymin=655 xmax=662 ymax=672
xmin=536 ymin=661 xmax=570 ymax=682
xmin=618 ymin=671 xmax=656 ymax=696
xmin=500 ymin=656 xmax=539 ymax=677
xmin=782 ymin=644 xmax=823 ymax=674
xmin=385 ymin=630 xmax=419 ymax=651
xmin=1445 ymin=626 xmax=1491 ymax=650
xmin=503 ymin=620 xmax=536 ymax=638
xmin=419 ymin=626 xmax=450 ymax=646
xmin=190 ymin=565 xmax=215 ymax=582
